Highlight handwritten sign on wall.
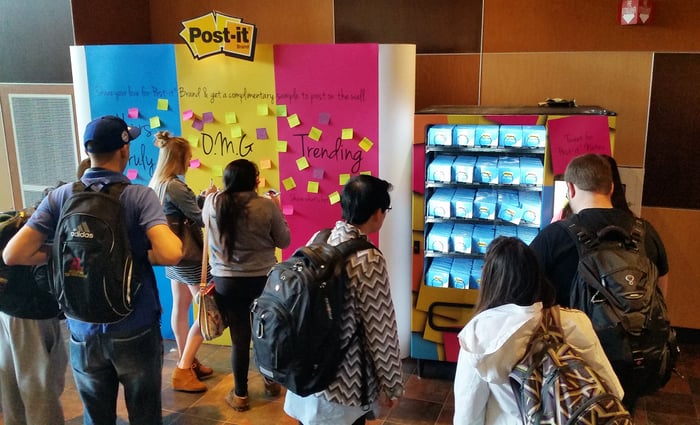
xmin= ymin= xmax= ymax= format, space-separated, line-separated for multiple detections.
xmin=548 ymin=115 xmax=612 ymax=175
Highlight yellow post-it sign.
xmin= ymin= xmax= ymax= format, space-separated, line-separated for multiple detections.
xmin=287 ymin=114 xmax=301 ymax=128
xmin=157 ymin=98 xmax=168 ymax=111
xmin=257 ymin=104 xmax=269 ymax=116
xmin=187 ymin=135 xmax=199 ymax=147
xmin=360 ymin=170 xmax=372 ymax=175
xmin=359 ymin=137 xmax=374 ymax=152
xmin=260 ymin=159 xmax=273 ymax=170
xmin=225 ymin=112 xmax=238 ymax=124
xmin=276 ymin=105 xmax=288 ymax=117
xmin=307 ymin=181 xmax=319 ymax=193
xmin=283 ymin=177 xmax=296 ymax=190
xmin=309 ymin=127 xmax=322 ymax=141
xmin=150 ymin=116 xmax=161 ymax=129
xmin=329 ymin=191 xmax=341 ymax=205
xmin=276 ymin=140 xmax=288 ymax=152
xmin=339 ymin=173 xmax=351 ymax=185
xmin=341 ymin=128 xmax=354 ymax=140
xmin=296 ymin=157 xmax=310 ymax=170
xmin=212 ymin=165 xmax=223 ymax=177
xmin=231 ymin=126 xmax=243 ymax=138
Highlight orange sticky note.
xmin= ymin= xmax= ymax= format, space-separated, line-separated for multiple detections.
xmin=150 ymin=116 xmax=161 ymax=129
xmin=260 ymin=159 xmax=273 ymax=170
xmin=307 ymin=181 xmax=319 ymax=193
xmin=339 ymin=173 xmax=351 ymax=185
xmin=296 ymin=157 xmax=309 ymax=170
xmin=359 ymin=137 xmax=374 ymax=152
xmin=276 ymin=140 xmax=288 ymax=152
xmin=309 ymin=127 xmax=322 ymax=141
xmin=328 ymin=191 xmax=341 ymax=205
xmin=341 ymin=128 xmax=354 ymax=140
xmin=283 ymin=177 xmax=296 ymax=190
xmin=258 ymin=176 xmax=267 ymax=187
xmin=287 ymin=114 xmax=301 ymax=128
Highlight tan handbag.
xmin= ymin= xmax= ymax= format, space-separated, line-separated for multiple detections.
xmin=197 ymin=216 xmax=227 ymax=341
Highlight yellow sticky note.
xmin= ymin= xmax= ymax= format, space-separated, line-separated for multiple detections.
xmin=225 ymin=112 xmax=238 ymax=124
xmin=187 ymin=135 xmax=199 ymax=147
xmin=150 ymin=116 xmax=161 ymax=129
xmin=157 ymin=98 xmax=168 ymax=111
xmin=360 ymin=170 xmax=372 ymax=175
xmin=328 ymin=191 xmax=341 ymax=205
xmin=339 ymin=173 xmax=351 ymax=185
xmin=341 ymin=128 xmax=354 ymax=140
xmin=296 ymin=157 xmax=309 ymax=170
xmin=212 ymin=165 xmax=223 ymax=177
xmin=287 ymin=114 xmax=301 ymax=128
xmin=276 ymin=105 xmax=288 ymax=117
xmin=359 ymin=137 xmax=374 ymax=152
xmin=276 ymin=140 xmax=288 ymax=152
xmin=283 ymin=177 xmax=296 ymax=190
xmin=307 ymin=181 xmax=319 ymax=193
xmin=257 ymin=104 xmax=269 ymax=116
xmin=258 ymin=176 xmax=267 ymax=187
xmin=231 ymin=126 xmax=243 ymax=138
xmin=260 ymin=159 xmax=273 ymax=170
xmin=308 ymin=127 xmax=322 ymax=141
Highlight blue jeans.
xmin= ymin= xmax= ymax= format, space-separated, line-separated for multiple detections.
xmin=69 ymin=324 xmax=163 ymax=425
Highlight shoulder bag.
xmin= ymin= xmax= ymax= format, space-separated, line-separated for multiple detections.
xmin=197 ymin=215 xmax=227 ymax=340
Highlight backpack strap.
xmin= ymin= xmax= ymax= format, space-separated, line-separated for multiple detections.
xmin=557 ymin=214 xmax=597 ymax=257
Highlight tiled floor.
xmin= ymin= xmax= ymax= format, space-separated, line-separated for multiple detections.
xmin=1 ymin=334 xmax=699 ymax=424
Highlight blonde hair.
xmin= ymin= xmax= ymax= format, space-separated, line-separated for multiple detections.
xmin=148 ymin=131 xmax=192 ymax=190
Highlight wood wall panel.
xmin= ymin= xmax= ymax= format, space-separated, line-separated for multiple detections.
xmin=148 ymin=0 xmax=333 ymax=44
xmin=480 ymin=52 xmax=652 ymax=167
xmin=415 ymin=55 xmax=480 ymax=111
xmin=641 ymin=207 xmax=700 ymax=329
xmin=71 ymin=0 xmax=151 ymax=44
xmin=483 ymin=0 xmax=700 ymax=53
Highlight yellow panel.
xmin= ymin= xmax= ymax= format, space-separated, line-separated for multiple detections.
xmin=412 ymin=307 xmax=427 ymax=333
xmin=415 ymin=285 xmax=479 ymax=323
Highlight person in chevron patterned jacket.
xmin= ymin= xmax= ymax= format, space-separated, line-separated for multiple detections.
xmin=284 ymin=174 xmax=404 ymax=425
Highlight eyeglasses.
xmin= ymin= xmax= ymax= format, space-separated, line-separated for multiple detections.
xmin=383 ymin=206 xmax=392 ymax=213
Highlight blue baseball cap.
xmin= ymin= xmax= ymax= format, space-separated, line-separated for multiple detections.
xmin=83 ymin=116 xmax=141 ymax=153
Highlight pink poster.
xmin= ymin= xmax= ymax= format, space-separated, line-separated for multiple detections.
xmin=548 ymin=115 xmax=612 ymax=175
xmin=274 ymin=44 xmax=379 ymax=255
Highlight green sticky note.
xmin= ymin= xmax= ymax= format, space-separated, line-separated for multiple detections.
xmin=283 ymin=177 xmax=296 ymax=190
xmin=276 ymin=105 xmax=288 ymax=117
xmin=359 ymin=137 xmax=374 ymax=152
xmin=150 ymin=116 xmax=161 ymax=129
xmin=296 ymin=157 xmax=309 ymax=170
xmin=257 ymin=104 xmax=269 ymax=116
xmin=339 ymin=173 xmax=351 ymax=185
xmin=360 ymin=170 xmax=372 ymax=175
xmin=307 ymin=181 xmax=319 ymax=193
xmin=187 ymin=135 xmax=199 ymax=147
xmin=341 ymin=128 xmax=354 ymax=140
xmin=231 ymin=126 xmax=243 ymax=138
xmin=212 ymin=165 xmax=223 ymax=177
xmin=225 ymin=112 xmax=238 ymax=124
xmin=309 ymin=127 xmax=322 ymax=141
xmin=328 ymin=191 xmax=340 ymax=205
xmin=276 ymin=140 xmax=288 ymax=152
xmin=157 ymin=98 xmax=168 ymax=111
xmin=287 ymin=114 xmax=301 ymax=128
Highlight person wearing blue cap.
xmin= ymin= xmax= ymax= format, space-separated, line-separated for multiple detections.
xmin=3 ymin=115 xmax=184 ymax=425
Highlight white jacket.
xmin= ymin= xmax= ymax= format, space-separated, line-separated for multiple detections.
xmin=453 ymin=302 xmax=624 ymax=425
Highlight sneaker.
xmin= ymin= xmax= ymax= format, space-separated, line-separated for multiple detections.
xmin=263 ymin=378 xmax=281 ymax=397
xmin=172 ymin=366 xmax=207 ymax=392
xmin=225 ymin=390 xmax=249 ymax=412
xmin=192 ymin=357 xmax=213 ymax=379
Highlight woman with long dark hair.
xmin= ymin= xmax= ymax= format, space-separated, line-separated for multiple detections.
xmin=201 ymin=159 xmax=291 ymax=412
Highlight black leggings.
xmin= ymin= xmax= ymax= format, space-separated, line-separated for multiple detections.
xmin=213 ymin=275 xmax=267 ymax=397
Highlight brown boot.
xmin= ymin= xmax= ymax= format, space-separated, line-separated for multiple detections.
xmin=225 ymin=389 xmax=249 ymax=412
xmin=172 ymin=366 xmax=207 ymax=392
xmin=192 ymin=357 xmax=213 ymax=379
xmin=263 ymin=378 xmax=281 ymax=397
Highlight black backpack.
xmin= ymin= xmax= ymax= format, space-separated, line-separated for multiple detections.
xmin=562 ymin=216 xmax=679 ymax=397
xmin=250 ymin=229 xmax=374 ymax=396
xmin=510 ymin=307 xmax=632 ymax=424
xmin=51 ymin=181 xmax=141 ymax=323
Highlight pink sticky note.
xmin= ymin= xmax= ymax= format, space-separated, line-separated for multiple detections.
xmin=256 ymin=128 xmax=269 ymax=140
xmin=128 ymin=108 xmax=139 ymax=119
xmin=189 ymin=158 xmax=201 ymax=169
xmin=202 ymin=112 xmax=214 ymax=123
xmin=282 ymin=205 xmax=294 ymax=216
xmin=192 ymin=118 xmax=204 ymax=131
xmin=126 ymin=169 xmax=138 ymax=180
xmin=183 ymin=110 xmax=194 ymax=121
xmin=548 ymin=115 xmax=612 ymax=174
xmin=319 ymin=112 xmax=331 ymax=125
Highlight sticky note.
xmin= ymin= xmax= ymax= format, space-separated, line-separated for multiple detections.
xmin=329 ymin=191 xmax=341 ymax=205
xmin=282 ymin=204 xmax=294 ymax=216
xmin=189 ymin=158 xmax=201 ymax=169
xmin=341 ymin=128 xmax=353 ymax=140
xmin=313 ymin=168 xmax=324 ymax=179
xmin=157 ymin=98 xmax=168 ymax=111
xmin=150 ymin=116 xmax=161 ymax=129
xmin=192 ymin=118 xmax=204 ymax=131
xmin=212 ymin=165 xmax=223 ymax=177
xmin=257 ymin=104 xmax=269 ymax=116
xmin=187 ymin=135 xmax=199 ymax=147
xmin=256 ymin=128 xmax=269 ymax=140
xmin=296 ymin=157 xmax=310 ymax=170
xmin=308 ymin=127 xmax=322 ymax=141
xmin=307 ymin=181 xmax=319 ymax=193
xmin=260 ymin=159 xmax=272 ymax=170
xmin=126 ymin=169 xmax=138 ymax=180
xmin=183 ymin=109 xmax=195 ymax=121
xmin=319 ymin=112 xmax=331 ymax=125
xmin=283 ymin=177 xmax=296 ymax=190
xmin=231 ymin=126 xmax=243 ymax=138
xmin=202 ymin=112 xmax=214 ymax=123
xmin=128 ymin=108 xmax=139 ymax=119
xmin=339 ymin=173 xmax=351 ymax=185
xmin=359 ymin=137 xmax=374 ymax=152
xmin=276 ymin=105 xmax=288 ymax=117
xmin=258 ymin=176 xmax=267 ymax=187
xmin=360 ymin=170 xmax=372 ymax=175
xmin=225 ymin=112 xmax=238 ymax=124
xmin=276 ymin=140 xmax=288 ymax=152
xmin=287 ymin=114 xmax=301 ymax=128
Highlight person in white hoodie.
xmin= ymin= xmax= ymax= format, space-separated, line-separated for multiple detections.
xmin=453 ymin=236 xmax=623 ymax=425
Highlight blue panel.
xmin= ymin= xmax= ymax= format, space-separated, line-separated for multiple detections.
xmin=410 ymin=332 xmax=439 ymax=360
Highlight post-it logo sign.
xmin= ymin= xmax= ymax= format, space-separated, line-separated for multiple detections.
xmin=180 ymin=11 xmax=257 ymax=61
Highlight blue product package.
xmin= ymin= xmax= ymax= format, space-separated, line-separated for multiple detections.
xmin=451 ymin=223 xmax=474 ymax=254
xmin=520 ymin=156 xmax=544 ymax=185
xmin=519 ymin=191 xmax=542 ymax=225
xmin=497 ymin=189 xmax=524 ymax=224
xmin=475 ymin=125 xmax=499 ymax=147
xmin=427 ymin=124 xmax=455 ymax=146
xmin=453 ymin=155 xmax=477 ymax=183
xmin=469 ymin=259 xmax=485 ymax=289
xmin=452 ymin=188 xmax=475 ymax=219
xmin=517 ymin=226 xmax=540 ymax=245
xmin=427 ymin=257 xmax=452 ymax=288
xmin=427 ymin=188 xmax=455 ymax=218
xmin=453 ymin=125 xmax=477 ymax=147
xmin=498 ymin=125 xmax=523 ymax=147
xmin=450 ymin=258 xmax=473 ymax=289
xmin=475 ymin=156 xmax=499 ymax=184
xmin=495 ymin=224 xmax=518 ymax=238
xmin=474 ymin=189 xmax=497 ymax=220
xmin=427 ymin=155 xmax=455 ymax=183
xmin=426 ymin=222 xmax=454 ymax=253
xmin=472 ymin=224 xmax=495 ymax=255
xmin=497 ymin=156 xmax=521 ymax=185
xmin=522 ymin=125 xmax=547 ymax=148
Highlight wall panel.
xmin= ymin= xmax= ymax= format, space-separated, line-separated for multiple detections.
xmin=415 ymin=54 xmax=480 ymax=111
